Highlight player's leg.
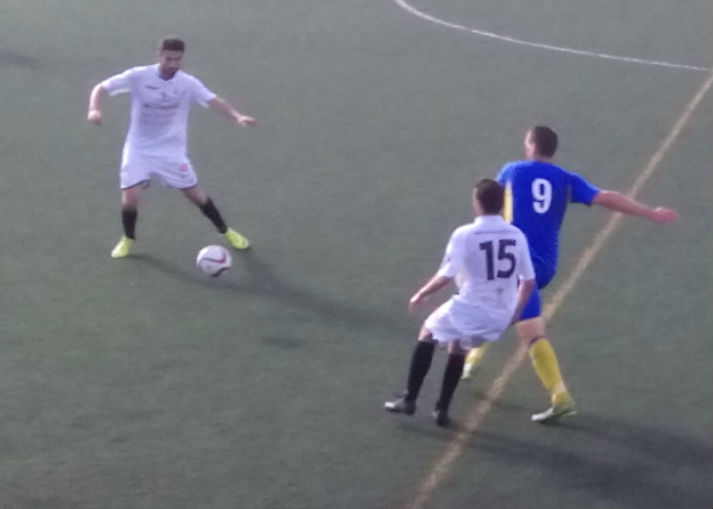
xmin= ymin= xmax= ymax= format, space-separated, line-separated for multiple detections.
xmin=155 ymin=158 xmax=250 ymax=249
xmin=462 ymin=342 xmax=490 ymax=380
xmin=517 ymin=290 xmax=576 ymax=422
xmin=462 ymin=266 xmax=554 ymax=380
xmin=520 ymin=321 xmax=576 ymax=423
xmin=432 ymin=340 xmax=467 ymax=426
xmin=182 ymin=185 xmax=250 ymax=250
xmin=112 ymin=150 xmax=153 ymax=258
xmin=111 ymin=185 xmax=143 ymax=258
xmin=385 ymin=326 xmax=437 ymax=415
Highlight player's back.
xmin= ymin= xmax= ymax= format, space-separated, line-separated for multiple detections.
xmin=448 ymin=216 xmax=533 ymax=316
xmin=497 ymin=160 xmax=599 ymax=275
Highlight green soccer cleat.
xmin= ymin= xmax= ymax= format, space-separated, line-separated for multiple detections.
xmin=111 ymin=236 xmax=133 ymax=258
xmin=531 ymin=400 xmax=577 ymax=424
xmin=223 ymin=228 xmax=250 ymax=250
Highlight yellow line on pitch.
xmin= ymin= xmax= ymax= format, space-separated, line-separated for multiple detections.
xmin=405 ymin=72 xmax=713 ymax=509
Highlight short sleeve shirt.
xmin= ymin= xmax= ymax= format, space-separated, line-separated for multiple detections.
xmin=102 ymin=64 xmax=217 ymax=156
xmin=496 ymin=160 xmax=600 ymax=273
xmin=438 ymin=215 xmax=535 ymax=314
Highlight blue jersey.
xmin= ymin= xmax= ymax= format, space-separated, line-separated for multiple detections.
xmin=497 ymin=160 xmax=600 ymax=278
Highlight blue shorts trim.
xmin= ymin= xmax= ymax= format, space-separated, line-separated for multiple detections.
xmin=520 ymin=260 xmax=555 ymax=321
xmin=521 ymin=287 xmax=542 ymax=320
xmin=533 ymin=260 xmax=555 ymax=289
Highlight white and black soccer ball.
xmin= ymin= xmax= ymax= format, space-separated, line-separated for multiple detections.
xmin=196 ymin=245 xmax=232 ymax=277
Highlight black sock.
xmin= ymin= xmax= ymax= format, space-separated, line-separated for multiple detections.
xmin=405 ymin=341 xmax=436 ymax=403
xmin=199 ymin=197 xmax=227 ymax=234
xmin=121 ymin=208 xmax=137 ymax=239
xmin=436 ymin=353 xmax=465 ymax=412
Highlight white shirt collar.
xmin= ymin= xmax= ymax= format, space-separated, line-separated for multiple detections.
xmin=473 ymin=215 xmax=505 ymax=226
xmin=153 ymin=63 xmax=177 ymax=82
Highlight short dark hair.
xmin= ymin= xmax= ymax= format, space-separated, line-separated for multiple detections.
xmin=474 ymin=178 xmax=504 ymax=214
xmin=530 ymin=125 xmax=558 ymax=157
xmin=160 ymin=38 xmax=185 ymax=53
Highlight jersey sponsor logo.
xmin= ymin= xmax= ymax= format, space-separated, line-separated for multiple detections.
xmin=142 ymin=102 xmax=179 ymax=110
xmin=178 ymin=163 xmax=190 ymax=172
xmin=144 ymin=84 xmax=159 ymax=90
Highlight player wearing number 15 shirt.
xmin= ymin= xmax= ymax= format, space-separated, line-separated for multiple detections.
xmin=384 ymin=179 xmax=536 ymax=427
xmin=463 ymin=126 xmax=678 ymax=423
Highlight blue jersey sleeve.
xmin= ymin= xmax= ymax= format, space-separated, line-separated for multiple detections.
xmin=568 ymin=172 xmax=600 ymax=205
xmin=496 ymin=164 xmax=512 ymax=185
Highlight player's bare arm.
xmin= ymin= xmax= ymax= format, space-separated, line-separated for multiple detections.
xmin=208 ymin=97 xmax=255 ymax=127
xmin=409 ymin=275 xmax=452 ymax=312
xmin=87 ymin=83 xmax=106 ymax=125
xmin=510 ymin=278 xmax=535 ymax=325
xmin=592 ymin=190 xmax=678 ymax=223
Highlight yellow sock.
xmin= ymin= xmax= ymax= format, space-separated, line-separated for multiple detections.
xmin=465 ymin=343 xmax=490 ymax=370
xmin=528 ymin=338 xmax=570 ymax=404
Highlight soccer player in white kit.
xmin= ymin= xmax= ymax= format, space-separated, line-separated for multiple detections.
xmin=87 ymin=38 xmax=255 ymax=258
xmin=385 ymin=179 xmax=536 ymax=426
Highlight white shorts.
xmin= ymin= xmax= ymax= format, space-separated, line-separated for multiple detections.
xmin=424 ymin=297 xmax=511 ymax=350
xmin=120 ymin=149 xmax=198 ymax=189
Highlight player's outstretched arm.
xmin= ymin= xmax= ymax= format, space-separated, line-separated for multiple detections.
xmin=87 ymin=84 xmax=106 ymax=125
xmin=208 ymin=97 xmax=255 ymax=127
xmin=592 ymin=190 xmax=678 ymax=223
xmin=409 ymin=275 xmax=453 ymax=312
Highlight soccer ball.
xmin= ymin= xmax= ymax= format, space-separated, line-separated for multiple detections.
xmin=196 ymin=245 xmax=232 ymax=277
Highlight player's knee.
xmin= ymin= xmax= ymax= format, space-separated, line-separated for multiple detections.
xmin=418 ymin=327 xmax=436 ymax=342
xmin=121 ymin=190 xmax=140 ymax=209
xmin=448 ymin=342 xmax=467 ymax=355
xmin=184 ymin=186 xmax=207 ymax=205
xmin=516 ymin=317 xmax=546 ymax=345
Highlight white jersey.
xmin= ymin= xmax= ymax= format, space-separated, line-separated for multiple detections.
xmin=101 ymin=64 xmax=216 ymax=157
xmin=437 ymin=215 xmax=535 ymax=318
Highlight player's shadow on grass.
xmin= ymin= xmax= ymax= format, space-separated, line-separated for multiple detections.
xmin=396 ymin=419 xmax=466 ymax=439
xmin=465 ymin=415 xmax=711 ymax=508
xmin=236 ymin=252 xmax=413 ymax=337
xmin=261 ymin=335 xmax=305 ymax=350
xmin=0 ymin=49 xmax=41 ymax=69
xmin=130 ymin=253 xmax=201 ymax=280
xmin=131 ymin=251 xmax=412 ymax=337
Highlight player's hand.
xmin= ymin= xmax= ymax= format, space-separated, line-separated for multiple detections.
xmin=236 ymin=114 xmax=255 ymax=127
xmin=409 ymin=292 xmax=427 ymax=312
xmin=651 ymin=207 xmax=678 ymax=224
xmin=87 ymin=109 xmax=102 ymax=126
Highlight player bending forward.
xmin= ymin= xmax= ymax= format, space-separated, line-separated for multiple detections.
xmin=87 ymin=37 xmax=255 ymax=258
xmin=385 ymin=179 xmax=535 ymax=426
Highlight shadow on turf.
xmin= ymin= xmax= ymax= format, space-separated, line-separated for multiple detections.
xmin=453 ymin=414 xmax=711 ymax=508
xmin=130 ymin=251 xmax=413 ymax=337
xmin=0 ymin=49 xmax=41 ymax=69
xmin=396 ymin=419 xmax=465 ymax=438
xmin=237 ymin=252 xmax=413 ymax=335
xmin=261 ymin=335 xmax=305 ymax=350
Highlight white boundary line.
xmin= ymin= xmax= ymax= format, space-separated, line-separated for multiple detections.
xmin=404 ymin=71 xmax=713 ymax=509
xmin=393 ymin=0 xmax=712 ymax=72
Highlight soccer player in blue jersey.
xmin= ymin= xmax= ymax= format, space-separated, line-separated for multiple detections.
xmin=462 ymin=126 xmax=678 ymax=423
